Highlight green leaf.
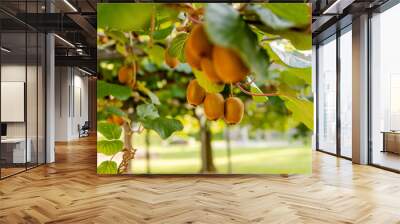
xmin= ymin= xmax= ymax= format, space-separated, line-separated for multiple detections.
xmin=279 ymin=30 xmax=312 ymax=51
xmin=154 ymin=25 xmax=175 ymax=40
xmin=137 ymin=81 xmax=161 ymax=105
xmin=278 ymin=84 xmax=313 ymax=130
xmin=142 ymin=117 xmax=183 ymax=139
xmin=97 ymin=80 xmax=131 ymax=100
xmin=246 ymin=5 xmax=295 ymax=30
xmin=205 ymin=3 xmax=270 ymax=79
xmin=105 ymin=30 xmax=128 ymax=44
xmin=104 ymin=106 xmax=126 ymax=117
xmin=264 ymin=4 xmax=310 ymax=28
xmin=247 ymin=77 xmax=268 ymax=103
xmin=281 ymin=67 xmax=311 ymax=86
xmin=97 ymin=161 xmax=118 ymax=174
xmin=193 ymin=69 xmax=225 ymax=93
xmin=137 ymin=104 xmax=159 ymax=120
xmin=98 ymin=122 xmax=122 ymax=140
xmin=168 ymin=33 xmax=188 ymax=62
xmin=98 ymin=4 xmax=154 ymax=31
xmin=146 ymin=45 xmax=165 ymax=65
xmin=97 ymin=140 xmax=124 ymax=156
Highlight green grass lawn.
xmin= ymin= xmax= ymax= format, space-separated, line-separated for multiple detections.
xmin=130 ymin=142 xmax=311 ymax=174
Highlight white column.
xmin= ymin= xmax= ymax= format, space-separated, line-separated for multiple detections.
xmin=352 ymin=14 xmax=369 ymax=164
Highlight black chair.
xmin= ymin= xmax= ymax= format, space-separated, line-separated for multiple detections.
xmin=78 ymin=121 xmax=90 ymax=138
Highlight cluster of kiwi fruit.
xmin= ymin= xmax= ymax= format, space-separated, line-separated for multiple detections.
xmin=187 ymin=80 xmax=244 ymax=125
xmin=184 ymin=24 xmax=249 ymax=125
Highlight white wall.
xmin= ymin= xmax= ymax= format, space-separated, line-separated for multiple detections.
xmin=55 ymin=67 xmax=89 ymax=141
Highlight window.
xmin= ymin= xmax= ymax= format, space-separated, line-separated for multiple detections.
xmin=339 ymin=28 xmax=352 ymax=158
xmin=370 ymin=3 xmax=400 ymax=171
xmin=317 ymin=36 xmax=337 ymax=154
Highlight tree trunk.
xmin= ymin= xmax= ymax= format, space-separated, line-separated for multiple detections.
xmin=200 ymin=121 xmax=216 ymax=173
xmin=145 ymin=129 xmax=151 ymax=174
xmin=119 ymin=122 xmax=136 ymax=174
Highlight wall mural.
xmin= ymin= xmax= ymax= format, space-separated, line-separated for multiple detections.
xmin=97 ymin=3 xmax=313 ymax=174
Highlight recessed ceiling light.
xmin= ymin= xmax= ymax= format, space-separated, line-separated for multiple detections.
xmin=63 ymin=0 xmax=78 ymax=12
xmin=78 ymin=67 xmax=93 ymax=76
xmin=1 ymin=47 xmax=11 ymax=53
xmin=54 ymin=34 xmax=75 ymax=48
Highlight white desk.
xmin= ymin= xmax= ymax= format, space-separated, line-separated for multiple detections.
xmin=1 ymin=138 xmax=31 ymax=163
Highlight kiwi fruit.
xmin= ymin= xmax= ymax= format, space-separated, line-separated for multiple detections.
xmin=107 ymin=114 xmax=124 ymax=125
xmin=203 ymin=93 xmax=225 ymax=120
xmin=165 ymin=51 xmax=179 ymax=68
xmin=200 ymin=57 xmax=222 ymax=83
xmin=118 ymin=65 xmax=135 ymax=85
xmin=187 ymin=24 xmax=213 ymax=58
xmin=186 ymin=79 xmax=206 ymax=106
xmin=224 ymin=97 xmax=244 ymax=125
xmin=212 ymin=46 xmax=249 ymax=84
xmin=184 ymin=42 xmax=202 ymax=70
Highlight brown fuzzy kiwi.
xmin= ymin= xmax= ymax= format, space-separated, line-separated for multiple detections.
xmin=188 ymin=24 xmax=213 ymax=58
xmin=107 ymin=114 xmax=124 ymax=125
xmin=224 ymin=97 xmax=244 ymax=125
xmin=165 ymin=51 xmax=179 ymax=68
xmin=212 ymin=46 xmax=250 ymax=84
xmin=118 ymin=65 xmax=135 ymax=84
xmin=186 ymin=79 xmax=206 ymax=106
xmin=203 ymin=93 xmax=225 ymax=120
xmin=184 ymin=42 xmax=202 ymax=70
xmin=200 ymin=57 xmax=222 ymax=83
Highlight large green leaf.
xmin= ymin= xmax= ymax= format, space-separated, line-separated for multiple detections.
xmin=137 ymin=104 xmax=159 ymax=120
xmin=268 ymin=40 xmax=311 ymax=68
xmin=97 ymin=140 xmax=124 ymax=156
xmin=281 ymin=67 xmax=312 ymax=86
xmin=246 ymin=5 xmax=295 ymax=30
xmin=98 ymin=122 xmax=122 ymax=140
xmin=98 ymin=4 xmax=154 ymax=31
xmin=249 ymin=4 xmax=312 ymax=50
xmin=142 ymin=117 xmax=183 ymax=139
xmin=205 ymin=3 xmax=270 ymax=79
xmin=264 ymin=4 xmax=310 ymax=28
xmin=279 ymin=30 xmax=312 ymax=51
xmin=97 ymin=161 xmax=118 ymax=174
xmin=193 ymin=69 xmax=225 ymax=93
xmin=278 ymin=84 xmax=313 ymax=130
xmin=168 ymin=33 xmax=188 ymax=62
xmin=97 ymin=80 xmax=131 ymax=100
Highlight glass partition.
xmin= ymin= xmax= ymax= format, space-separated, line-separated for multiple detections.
xmin=0 ymin=1 xmax=46 ymax=179
xmin=0 ymin=30 xmax=28 ymax=177
xmin=317 ymin=36 xmax=337 ymax=154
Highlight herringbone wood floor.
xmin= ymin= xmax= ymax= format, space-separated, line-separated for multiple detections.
xmin=1 ymin=136 xmax=400 ymax=224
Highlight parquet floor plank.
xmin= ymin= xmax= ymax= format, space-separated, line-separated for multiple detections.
xmin=0 ymin=136 xmax=399 ymax=223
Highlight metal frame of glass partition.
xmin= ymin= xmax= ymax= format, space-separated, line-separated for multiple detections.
xmin=0 ymin=1 xmax=47 ymax=180
xmin=315 ymin=23 xmax=353 ymax=161
xmin=367 ymin=0 xmax=400 ymax=173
